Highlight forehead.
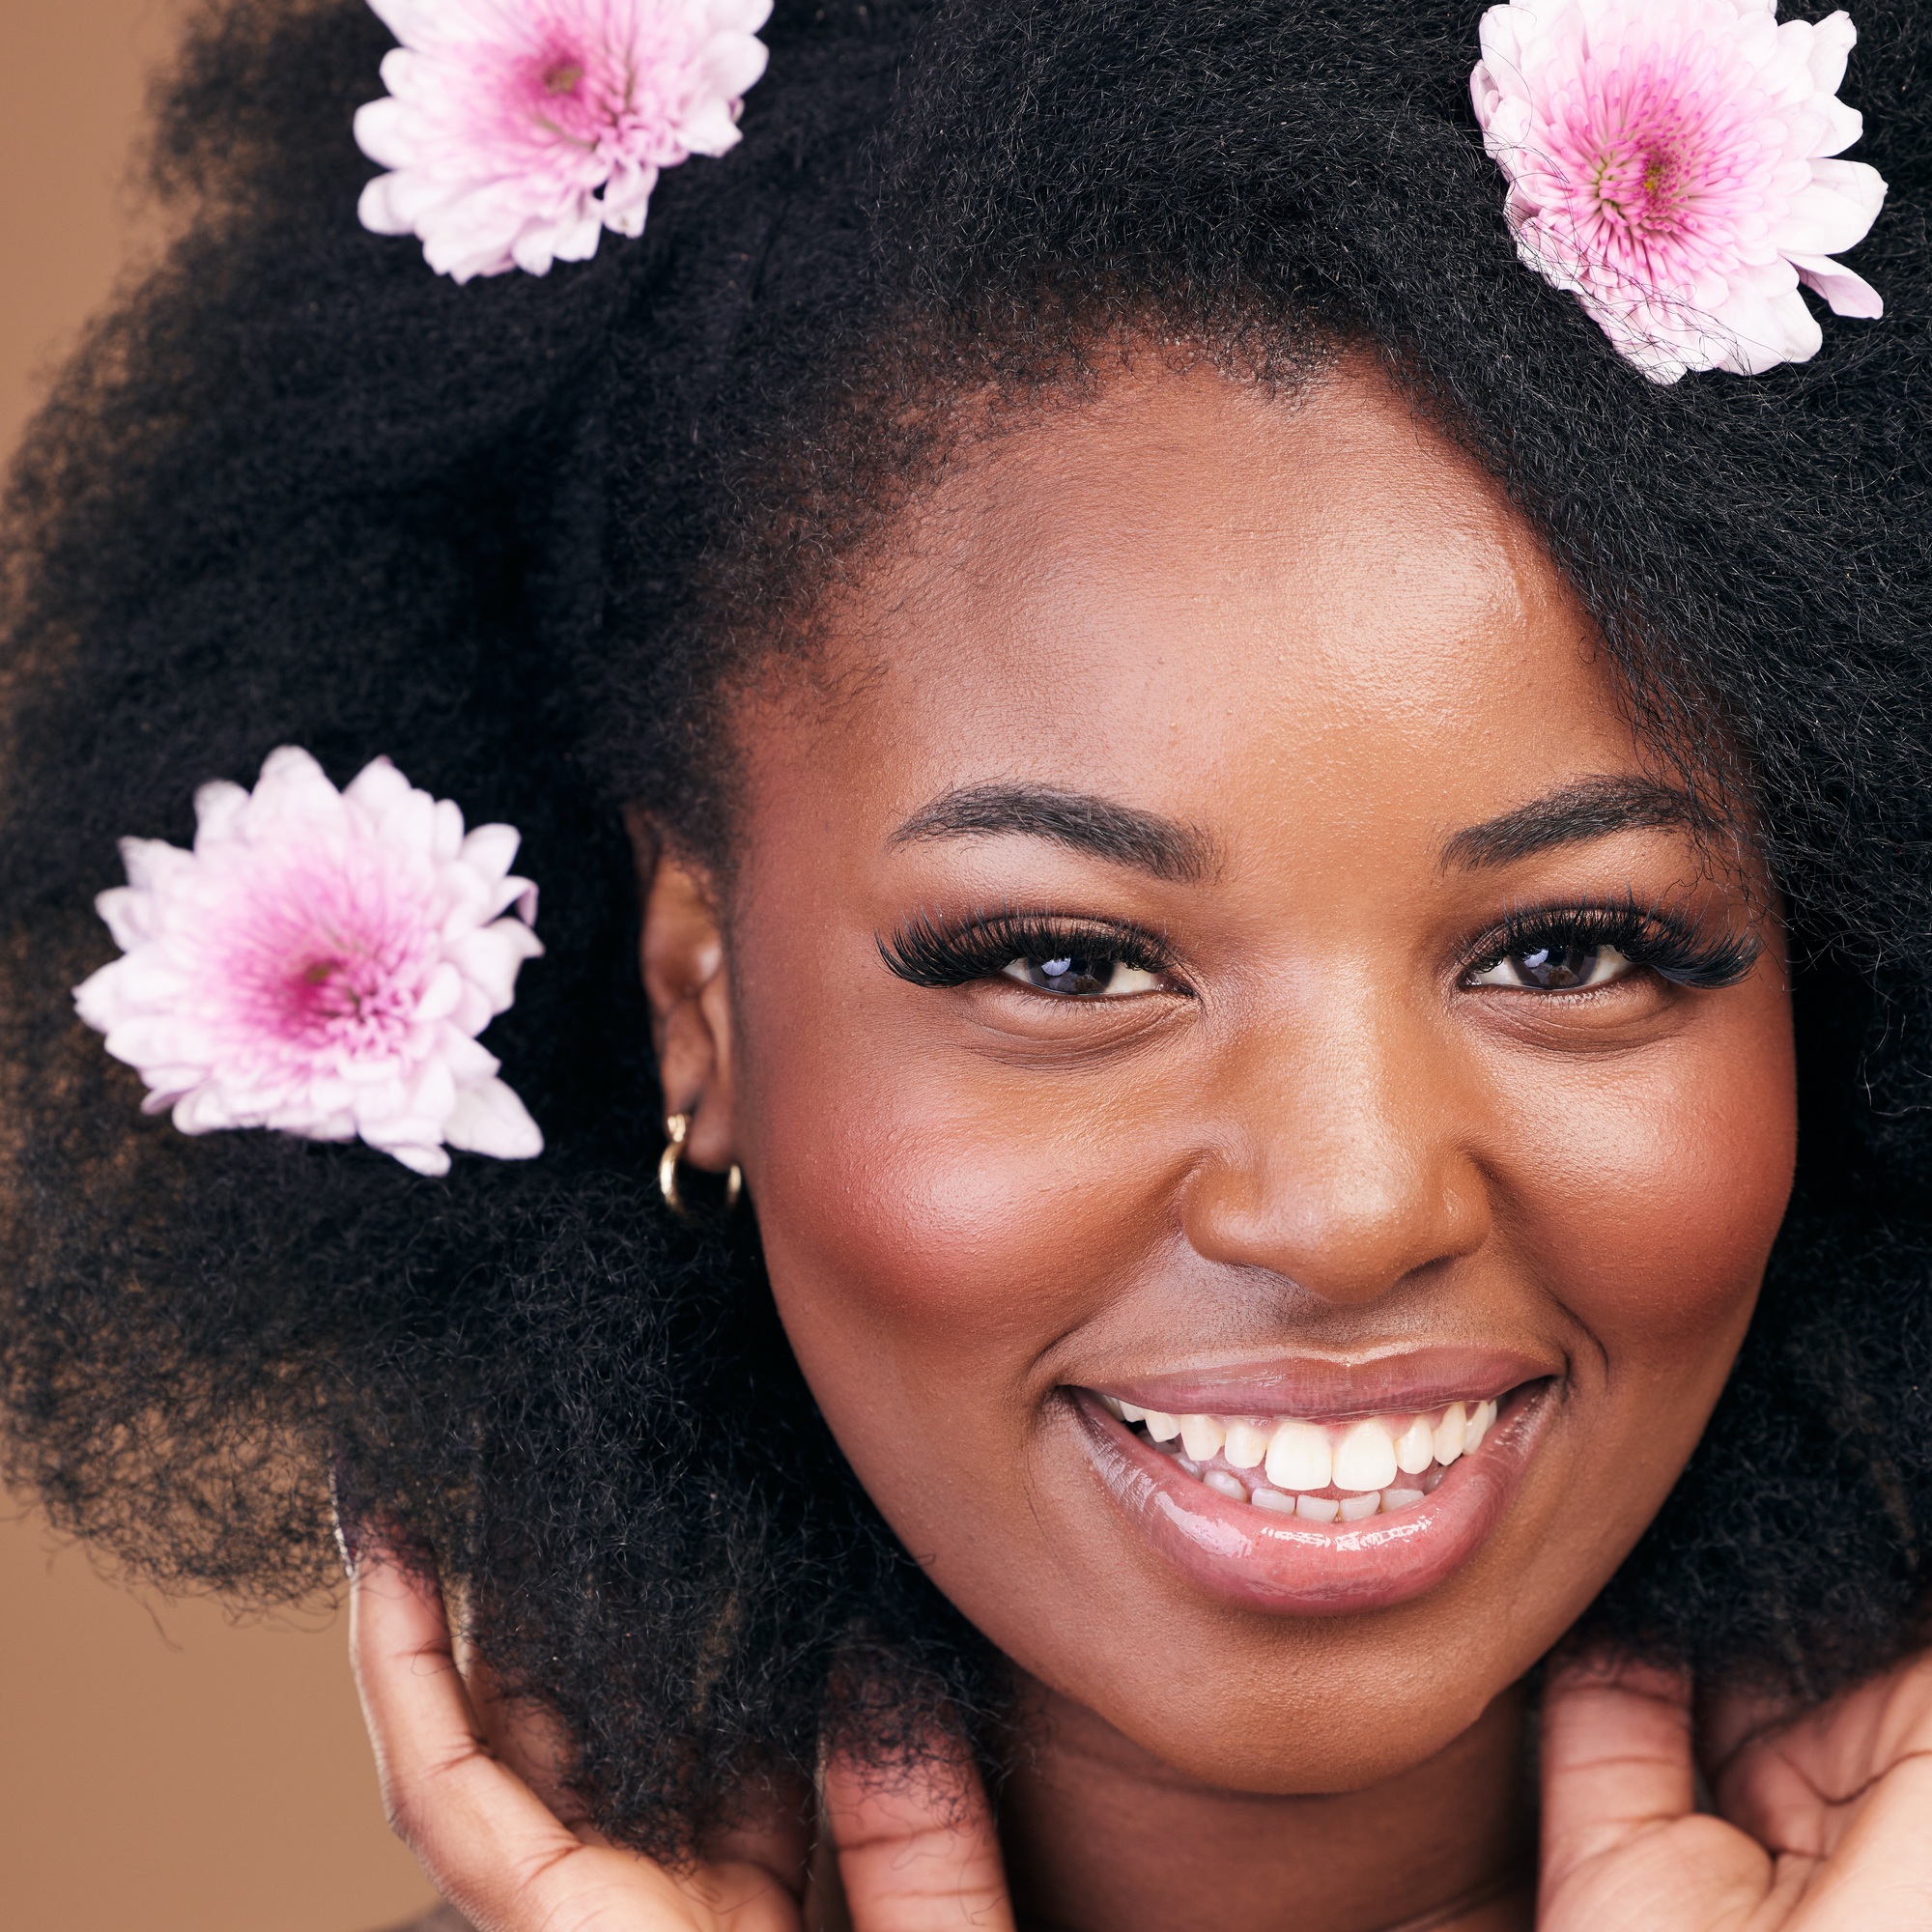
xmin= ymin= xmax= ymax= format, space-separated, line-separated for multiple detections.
xmin=747 ymin=358 xmax=1630 ymax=855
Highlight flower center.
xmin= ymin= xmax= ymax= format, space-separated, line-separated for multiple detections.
xmin=1591 ymin=131 xmax=1694 ymax=239
xmin=211 ymin=859 xmax=437 ymax=1066
xmin=283 ymin=945 xmax=415 ymax=1044
xmin=543 ymin=61 xmax=583 ymax=96
xmin=1525 ymin=27 xmax=1791 ymax=292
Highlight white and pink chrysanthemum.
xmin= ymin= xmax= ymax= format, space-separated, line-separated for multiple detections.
xmin=74 ymin=748 xmax=546 ymax=1178
xmin=355 ymin=0 xmax=773 ymax=282
xmin=1471 ymin=0 xmax=1887 ymax=381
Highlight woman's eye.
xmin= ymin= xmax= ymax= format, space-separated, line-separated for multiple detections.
xmin=1001 ymin=952 xmax=1162 ymax=997
xmin=1467 ymin=941 xmax=1635 ymax=991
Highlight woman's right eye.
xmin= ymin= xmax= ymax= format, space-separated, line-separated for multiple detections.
xmin=1002 ymin=953 xmax=1163 ymax=997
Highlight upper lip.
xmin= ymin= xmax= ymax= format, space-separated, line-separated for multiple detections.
xmin=1087 ymin=1345 xmax=1554 ymax=1420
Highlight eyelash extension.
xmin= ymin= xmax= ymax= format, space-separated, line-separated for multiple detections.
xmin=880 ymin=898 xmax=1758 ymax=993
xmin=880 ymin=908 xmax=1176 ymax=989
xmin=1468 ymin=896 xmax=1762 ymax=990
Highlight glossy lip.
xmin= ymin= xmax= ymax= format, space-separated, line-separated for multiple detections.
xmin=1071 ymin=1378 xmax=1557 ymax=1617
xmin=1094 ymin=1344 xmax=1552 ymax=1422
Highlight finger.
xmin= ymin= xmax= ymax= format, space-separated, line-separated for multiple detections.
xmin=1699 ymin=1679 xmax=1802 ymax=1786
xmin=823 ymin=1740 xmax=1015 ymax=1932
xmin=350 ymin=1554 xmax=583 ymax=1919
xmin=1539 ymin=1654 xmax=1704 ymax=1897
xmin=1709 ymin=1651 xmax=1932 ymax=1895
xmin=1787 ymin=1748 xmax=1932 ymax=1932
xmin=444 ymin=1582 xmax=593 ymax=1827
xmin=349 ymin=1553 xmax=699 ymax=1932
xmin=1702 ymin=1681 xmax=1833 ymax=1855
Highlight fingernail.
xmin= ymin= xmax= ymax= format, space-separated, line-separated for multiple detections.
xmin=327 ymin=1458 xmax=361 ymax=1577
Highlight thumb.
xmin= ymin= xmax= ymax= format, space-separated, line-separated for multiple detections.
xmin=1540 ymin=1651 xmax=1780 ymax=1932
xmin=1540 ymin=1652 xmax=1700 ymax=1903
xmin=823 ymin=1738 xmax=1015 ymax=1932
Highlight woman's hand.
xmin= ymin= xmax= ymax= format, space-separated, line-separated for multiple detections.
xmin=1540 ymin=1647 xmax=1932 ymax=1929
xmin=349 ymin=1555 xmax=1016 ymax=1932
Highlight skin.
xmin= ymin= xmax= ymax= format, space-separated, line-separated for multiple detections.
xmin=672 ymin=356 xmax=1793 ymax=1901
xmin=347 ymin=358 xmax=1932 ymax=1929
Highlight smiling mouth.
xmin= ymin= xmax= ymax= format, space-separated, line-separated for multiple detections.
xmin=1070 ymin=1377 xmax=1553 ymax=1614
xmin=1101 ymin=1394 xmax=1500 ymax=1523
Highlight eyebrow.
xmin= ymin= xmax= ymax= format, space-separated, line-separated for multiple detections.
xmin=891 ymin=782 xmax=1216 ymax=883
xmin=1441 ymin=775 xmax=1720 ymax=870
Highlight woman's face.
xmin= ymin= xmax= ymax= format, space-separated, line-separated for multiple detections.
xmin=663 ymin=358 xmax=1797 ymax=1791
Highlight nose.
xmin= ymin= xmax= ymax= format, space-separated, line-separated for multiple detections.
xmin=1179 ymin=988 xmax=1492 ymax=1308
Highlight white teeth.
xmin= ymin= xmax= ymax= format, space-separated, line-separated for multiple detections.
xmin=1333 ymin=1419 xmax=1399 ymax=1492
xmin=1264 ymin=1419 xmax=1333 ymax=1492
xmin=1110 ymin=1386 xmax=1520 ymax=1520
xmin=1395 ymin=1416 xmax=1435 ymax=1476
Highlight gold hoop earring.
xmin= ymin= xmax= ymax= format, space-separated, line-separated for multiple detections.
xmin=659 ymin=1111 xmax=693 ymax=1218
xmin=660 ymin=1111 xmax=747 ymax=1218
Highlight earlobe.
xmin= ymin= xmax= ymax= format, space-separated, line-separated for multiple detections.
xmin=631 ymin=816 xmax=738 ymax=1175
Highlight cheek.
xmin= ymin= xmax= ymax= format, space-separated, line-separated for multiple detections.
xmin=739 ymin=1018 xmax=1159 ymax=1592
xmin=744 ymin=1007 xmax=1167 ymax=1417
xmin=1484 ymin=991 xmax=1797 ymax=1393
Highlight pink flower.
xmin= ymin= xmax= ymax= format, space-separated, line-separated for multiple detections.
xmin=355 ymin=0 xmax=773 ymax=282
xmin=1471 ymin=0 xmax=1887 ymax=381
xmin=75 ymin=748 xmax=546 ymax=1179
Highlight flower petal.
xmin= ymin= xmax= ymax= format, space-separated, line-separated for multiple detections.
xmin=344 ymin=754 xmax=411 ymax=816
xmin=1807 ymin=94 xmax=1864 ymax=159
xmin=355 ymin=0 xmax=772 ymax=279
xmin=1792 ymin=253 xmax=1884 ymax=318
xmin=707 ymin=0 xmax=774 ymax=35
xmin=700 ymin=31 xmax=770 ymax=106
xmin=93 ymin=885 xmax=152 ymax=952
xmin=460 ymin=821 xmax=522 ymax=883
xmin=80 ymin=744 xmax=546 ymax=1175
xmin=450 ymin=918 xmax=546 ymax=1016
xmin=1805 ymin=10 xmax=1859 ymax=97
xmin=414 ymin=960 xmax=466 ymax=1024
xmin=1808 ymin=156 xmax=1888 ymax=228
xmin=192 ymin=780 xmax=251 ymax=845
xmin=384 ymin=1140 xmax=453 ymax=1179
xmin=1473 ymin=0 xmax=1888 ymax=380
xmin=354 ymin=98 xmax=414 ymax=171
xmin=1779 ymin=175 xmax=1886 ymax=256
xmin=443 ymin=1076 xmax=544 ymax=1161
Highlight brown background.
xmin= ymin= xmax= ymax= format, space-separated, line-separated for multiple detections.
xmin=0 ymin=1 xmax=438 ymax=1925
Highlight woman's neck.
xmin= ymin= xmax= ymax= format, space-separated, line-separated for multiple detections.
xmin=995 ymin=1677 xmax=1535 ymax=1932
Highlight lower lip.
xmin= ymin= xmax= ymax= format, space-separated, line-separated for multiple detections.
xmin=1071 ymin=1384 xmax=1554 ymax=1617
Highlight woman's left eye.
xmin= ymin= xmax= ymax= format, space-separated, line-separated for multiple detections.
xmin=1002 ymin=953 xmax=1162 ymax=997
xmin=1466 ymin=942 xmax=1635 ymax=991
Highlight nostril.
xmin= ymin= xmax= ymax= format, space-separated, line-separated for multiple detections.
xmin=1179 ymin=1129 xmax=1492 ymax=1313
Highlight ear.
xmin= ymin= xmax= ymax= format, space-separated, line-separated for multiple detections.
xmin=629 ymin=810 xmax=737 ymax=1174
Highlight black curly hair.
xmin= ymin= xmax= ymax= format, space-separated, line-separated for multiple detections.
xmin=3 ymin=0 xmax=1931 ymax=1861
